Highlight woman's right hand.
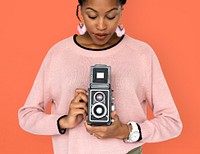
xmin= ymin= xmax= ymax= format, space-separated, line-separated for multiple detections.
xmin=59 ymin=88 xmax=88 ymax=129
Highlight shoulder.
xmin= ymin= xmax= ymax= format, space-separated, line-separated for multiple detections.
xmin=44 ymin=36 xmax=73 ymax=59
xmin=41 ymin=36 xmax=74 ymax=66
xmin=124 ymin=35 xmax=155 ymax=56
xmin=48 ymin=36 xmax=73 ymax=55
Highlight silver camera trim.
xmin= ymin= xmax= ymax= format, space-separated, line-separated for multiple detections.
xmin=88 ymin=89 xmax=110 ymax=123
xmin=91 ymin=102 xmax=107 ymax=119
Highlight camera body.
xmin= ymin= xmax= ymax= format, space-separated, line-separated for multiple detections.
xmin=88 ymin=64 xmax=114 ymax=126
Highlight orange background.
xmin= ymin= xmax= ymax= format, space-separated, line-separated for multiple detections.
xmin=0 ymin=0 xmax=199 ymax=153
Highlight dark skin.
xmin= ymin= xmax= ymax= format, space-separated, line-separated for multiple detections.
xmin=59 ymin=0 xmax=131 ymax=140
xmin=77 ymin=0 xmax=123 ymax=49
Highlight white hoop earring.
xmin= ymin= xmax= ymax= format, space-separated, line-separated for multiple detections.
xmin=77 ymin=23 xmax=87 ymax=35
xmin=115 ymin=25 xmax=125 ymax=37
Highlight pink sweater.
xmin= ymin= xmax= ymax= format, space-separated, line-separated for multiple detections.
xmin=18 ymin=35 xmax=182 ymax=154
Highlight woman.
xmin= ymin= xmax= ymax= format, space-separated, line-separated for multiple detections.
xmin=18 ymin=0 xmax=182 ymax=154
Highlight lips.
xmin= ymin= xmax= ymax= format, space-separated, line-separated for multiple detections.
xmin=94 ymin=33 xmax=108 ymax=40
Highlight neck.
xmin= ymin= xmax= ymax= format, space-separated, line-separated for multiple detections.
xmin=76 ymin=32 xmax=121 ymax=50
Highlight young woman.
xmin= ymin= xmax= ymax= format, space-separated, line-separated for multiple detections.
xmin=18 ymin=0 xmax=182 ymax=154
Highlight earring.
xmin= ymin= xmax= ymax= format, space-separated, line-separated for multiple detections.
xmin=115 ymin=24 xmax=125 ymax=37
xmin=77 ymin=23 xmax=86 ymax=35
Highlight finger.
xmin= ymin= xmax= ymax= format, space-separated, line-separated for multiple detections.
xmin=111 ymin=111 xmax=118 ymax=119
xmin=84 ymin=123 xmax=104 ymax=139
xmin=84 ymin=121 xmax=94 ymax=134
xmin=69 ymin=109 xmax=86 ymax=117
xmin=84 ymin=121 xmax=106 ymax=133
xmin=73 ymin=93 xmax=88 ymax=103
xmin=86 ymin=125 xmax=106 ymax=134
xmin=111 ymin=111 xmax=119 ymax=123
xmin=84 ymin=121 xmax=98 ymax=134
xmin=75 ymin=88 xmax=88 ymax=96
xmin=84 ymin=120 xmax=92 ymax=130
xmin=93 ymin=133 xmax=101 ymax=139
xmin=70 ymin=102 xmax=88 ymax=113
xmin=85 ymin=115 xmax=88 ymax=122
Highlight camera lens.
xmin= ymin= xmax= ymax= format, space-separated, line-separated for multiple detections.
xmin=94 ymin=105 xmax=104 ymax=116
xmin=94 ymin=92 xmax=105 ymax=102
xmin=92 ymin=103 xmax=107 ymax=119
xmin=96 ymin=93 xmax=103 ymax=101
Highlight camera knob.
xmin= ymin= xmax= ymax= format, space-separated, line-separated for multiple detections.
xmin=111 ymin=104 xmax=115 ymax=111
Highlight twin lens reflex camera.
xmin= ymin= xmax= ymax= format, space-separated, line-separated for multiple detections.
xmin=87 ymin=64 xmax=115 ymax=126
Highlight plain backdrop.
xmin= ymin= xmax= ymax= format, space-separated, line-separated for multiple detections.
xmin=0 ymin=0 xmax=199 ymax=153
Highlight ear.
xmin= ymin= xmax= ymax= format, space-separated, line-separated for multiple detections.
xmin=80 ymin=6 xmax=84 ymax=16
xmin=120 ymin=8 xmax=123 ymax=17
xmin=119 ymin=6 xmax=124 ymax=17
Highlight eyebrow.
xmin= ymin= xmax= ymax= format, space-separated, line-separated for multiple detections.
xmin=86 ymin=7 xmax=119 ymax=13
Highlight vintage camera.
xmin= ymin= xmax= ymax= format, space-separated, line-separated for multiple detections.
xmin=87 ymin=64 xmax=114 ymax=126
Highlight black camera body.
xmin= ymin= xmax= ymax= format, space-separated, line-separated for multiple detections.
xmin=87 ymin=64 xmax=114 ymax=126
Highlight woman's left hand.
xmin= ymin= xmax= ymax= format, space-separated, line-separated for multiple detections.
xmin=84 ymin=111 xmax=129 ymax=139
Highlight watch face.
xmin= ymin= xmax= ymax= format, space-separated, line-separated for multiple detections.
xmin=130 ymin=131 xmax=140 ymax=141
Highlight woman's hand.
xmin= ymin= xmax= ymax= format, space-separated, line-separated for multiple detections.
xmin=59 ymin=88 xmax=88 ymax=129
xmin=84 ymin=111 xmax=130 ymax=140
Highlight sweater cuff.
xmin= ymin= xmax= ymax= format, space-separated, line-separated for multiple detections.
xmin=138 ymin=120 xmax=153 ymax=142
xmin=57 ymin=115 xmax=67 ymax=134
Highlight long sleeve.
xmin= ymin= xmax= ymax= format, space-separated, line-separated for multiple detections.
xmin=18 ymin=35 xmax=183 ymax=154
xmin=18 ymin=50 xmax=63 ymax=135
xmin=139 ymin=47 xmax=183 ymax=142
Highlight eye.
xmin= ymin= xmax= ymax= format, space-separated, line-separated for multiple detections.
xmin=88 ymin=16 xmax=97 ymax=19
xmin=107 ymin=16 xmax=116 ymax=20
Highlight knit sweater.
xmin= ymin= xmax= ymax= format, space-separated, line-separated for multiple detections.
xmin=18 ymin=35 xmax=182 ymax=154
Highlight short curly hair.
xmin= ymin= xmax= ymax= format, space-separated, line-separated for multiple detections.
xmin=78 ymin=0 xmax=127 ymax=6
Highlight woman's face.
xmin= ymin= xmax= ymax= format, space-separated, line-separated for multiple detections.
xmin=81 ymin=0 xmax=123 ymax=45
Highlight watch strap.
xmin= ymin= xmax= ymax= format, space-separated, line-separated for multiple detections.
xmin=123 ymin=122 xmax=142 ymax=142
xmin=136 ymin=123 xmax=142 ymax=142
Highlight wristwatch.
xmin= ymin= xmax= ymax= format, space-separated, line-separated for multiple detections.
xmin=123 ymin=122 xmax=141 ymax=143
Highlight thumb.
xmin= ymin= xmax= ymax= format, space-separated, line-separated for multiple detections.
xmin=111 ymin=111 xmax=119 ymax=121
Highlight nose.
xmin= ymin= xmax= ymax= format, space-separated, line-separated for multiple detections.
xmin=96 ymin=18 xmax=107 ymax=31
